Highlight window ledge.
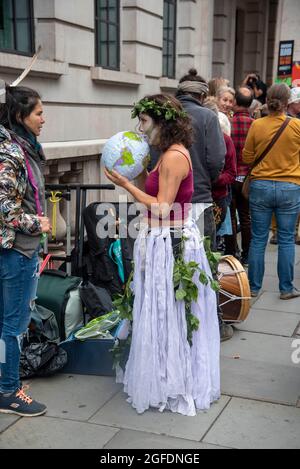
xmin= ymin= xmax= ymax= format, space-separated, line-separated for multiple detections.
xmin=91 ymin=67 xmax=144 ymax=87
xmin=43 ymin=139 xmax=107 ymax=161
xmin=160 ymin=77 xmax=179 ymax=91
xmin=0 ymin=52 xmax=68 ymax=79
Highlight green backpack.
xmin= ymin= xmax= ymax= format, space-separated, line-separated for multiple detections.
xmin=36 ymin=270 xmax=83 ymax=341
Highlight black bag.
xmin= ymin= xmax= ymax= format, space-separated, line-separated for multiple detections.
xmin=79 ymin=281 xmax=113 ymax=319
xmin=82 ymin=202 xmax=138 ymax=294
xmin=20 ymin=342 xmax=67 ymax=379
xmin=30 ymin=304 xmax=60 ymax=344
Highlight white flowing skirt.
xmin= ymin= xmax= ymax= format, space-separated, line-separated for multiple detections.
xmin=122 ymin=222 xmax=220 ymax=416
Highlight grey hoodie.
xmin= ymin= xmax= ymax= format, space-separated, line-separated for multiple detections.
xmin=177 ymin=95 xmax=226 ymax=204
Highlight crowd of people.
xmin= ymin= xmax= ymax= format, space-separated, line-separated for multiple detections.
xmin=1 ymin=69 xmax=300 ymax=418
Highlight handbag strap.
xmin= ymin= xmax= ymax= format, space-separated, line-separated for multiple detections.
xmin=250 ymin=117 xmax=291 ymax=172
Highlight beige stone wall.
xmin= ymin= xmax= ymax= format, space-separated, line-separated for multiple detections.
xmin=0 ymin=0 xmax=299 ymax=156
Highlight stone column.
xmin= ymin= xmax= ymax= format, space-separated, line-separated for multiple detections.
xmin=122 ymin=0 xmax=163 ymax=87
xmin=177 ymin=0 xmax=214 ymax=80
xmin=212 ymin=0 xmax=237 ymax=84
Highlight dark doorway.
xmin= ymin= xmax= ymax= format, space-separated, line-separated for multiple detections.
xmin=234 ymin=8 xmax=245 ymax=88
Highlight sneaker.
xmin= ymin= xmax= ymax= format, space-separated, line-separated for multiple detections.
xmin=0 ymin=387 xmax=47 ymax=417
xmin=241 ymin=256 xmax=249 ymax=268
xmin=250 ymin=291 xmax=259 ymax=298
xmin=220 ymin=324 xmax=234 ymax=342
xmin=280 ymin=290 xmax=300 ymax=300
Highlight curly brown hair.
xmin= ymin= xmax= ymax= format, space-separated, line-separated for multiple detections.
xmin=137 ymin=94 xmax=194 ymax=153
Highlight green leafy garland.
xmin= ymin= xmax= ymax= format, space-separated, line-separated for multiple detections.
xmin=172 ymin=236 xmax=220 ymax=346
xmin=131 ymin=98 xmax=187 ymax=121
xmin=111 ymin=236 xmax=221 ymax=367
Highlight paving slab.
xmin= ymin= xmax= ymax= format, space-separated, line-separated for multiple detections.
xmin=293 ymin=266 xmax=300 ymax=279
xmin=203 ymin=398 xmax=300 ymax=449
xmin=90 ymin=391 xmax=231 ymax=442
xmin=0 ymin=414 xmax=20 ymax=433
xmin=0 ymin=416 xmax=119 ymax=449
xmin=260 ymin=276 xmax=300 ymax=292
xmin=221 ymin=330 xmax=299 ymax=367
xmin=263 ymin=262 xmax=300 ymax=279
xmin=27 ymin=374 xmax=121 ymax=421
xmin=104 ymin=429 xmax=227 ymax=449
xmin=221 ymin=357 xmax=300 ymax=406
xmin=250 ymin=292 xmax=300 ymax=314
xmin=235 ymin=308 xmax=299 ymax=337
xmin=262 ymin=276 xmax=279 ymax=292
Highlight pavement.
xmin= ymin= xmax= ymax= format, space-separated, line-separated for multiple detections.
xmin=1 ymin=241 xmax=300 ymax=450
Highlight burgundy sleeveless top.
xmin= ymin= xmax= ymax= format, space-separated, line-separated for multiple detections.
xmin=145 ymin=146 xmax=194 ymax=222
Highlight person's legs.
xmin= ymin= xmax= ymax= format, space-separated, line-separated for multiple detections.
xmin=0 ymin=249 xmax=46 ymax=417
xmin=235 ymin=182 xmax=251 ymax=263
xmin=224 ymin=183 xmax=238 ymax=256
xmin=204 ymin=206 xmax=217 ymax=251
xmin=248 ymin=181 xmax=274 ymax=294
xmin=214 ymin=198 xmax=228 ymax=233
xmin=0 ymin=249 xmax=38 ymax=394
xmin=275 ymin=182 xmax=300 ymax=295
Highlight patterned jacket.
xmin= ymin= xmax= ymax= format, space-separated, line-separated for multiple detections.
xmin=0 ymin=125 xmax=41 ymax=249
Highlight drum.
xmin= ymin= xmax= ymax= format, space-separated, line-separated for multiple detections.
xmin=218 ymin=255 xmax=251 ymax=323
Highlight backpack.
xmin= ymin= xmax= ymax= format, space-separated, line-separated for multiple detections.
xmin=82 ymin=202 xmax=137 ymax=295
xmin=30 ymin=304 xmax=60 ymax=344
xmin=79 ymin=280 xmax=113 ymax=319
xmin=36 ymin=270 xmax=83 ymax=341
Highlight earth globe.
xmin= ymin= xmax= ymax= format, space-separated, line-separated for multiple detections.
xmin=102 ymin=131 xmax=151 ymax=181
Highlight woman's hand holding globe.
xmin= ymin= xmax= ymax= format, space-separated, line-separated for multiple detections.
xmin=104 ymin=167 xmax=130 ymax=188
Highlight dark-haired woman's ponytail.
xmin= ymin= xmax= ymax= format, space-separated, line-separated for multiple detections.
xmin=188 ymin=68 xmax=198 ymax=77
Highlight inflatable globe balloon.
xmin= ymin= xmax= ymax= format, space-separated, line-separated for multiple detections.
xmin=102 ymin=131 xmax=150 ymax=181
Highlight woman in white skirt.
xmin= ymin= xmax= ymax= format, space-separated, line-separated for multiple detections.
xmin=105 ymin=94 xmax=220 ymax=417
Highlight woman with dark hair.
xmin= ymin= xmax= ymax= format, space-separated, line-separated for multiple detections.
xmin=243 ymin=83 xmax=300 ymax=300
xmin=105 ymin=94 xmax=220 ymax=416
xmin=0 ymin=85 xmax=50 ymax=416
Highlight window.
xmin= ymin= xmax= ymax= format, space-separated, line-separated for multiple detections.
xmin=0 ymin=0 xmax=34 ymax=54
xmin=95 ymin=0 xmax=120 ymax=70
xmin=163 ymin=0 xmax=177 ymax=78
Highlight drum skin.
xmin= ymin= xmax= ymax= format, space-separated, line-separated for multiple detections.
xmin=218 ymin=255 xmax=251 ymax=322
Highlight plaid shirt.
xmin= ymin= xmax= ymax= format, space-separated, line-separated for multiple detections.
xmin=231 ymin=110 xmax=253 ymax=177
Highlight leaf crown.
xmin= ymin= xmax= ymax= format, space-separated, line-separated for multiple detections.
xmin=131 ymin=98 xmax=187 ymax=121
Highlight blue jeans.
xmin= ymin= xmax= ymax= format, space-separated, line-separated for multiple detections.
xmin=0 ymin=249 xmax=39 ymax=393
xmin=248 ymin=181 xmax=300 ymax=294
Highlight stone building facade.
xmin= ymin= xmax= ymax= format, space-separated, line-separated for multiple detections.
xmin=0 ymin=0 xmax=299 ymax=199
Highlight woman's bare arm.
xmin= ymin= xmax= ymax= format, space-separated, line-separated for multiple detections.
xmin=104 ymin=151 xmax=190 ymax=218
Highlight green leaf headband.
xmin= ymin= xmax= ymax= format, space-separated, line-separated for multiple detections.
xmin=131 ymin=98 xmax=187 ymax=121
